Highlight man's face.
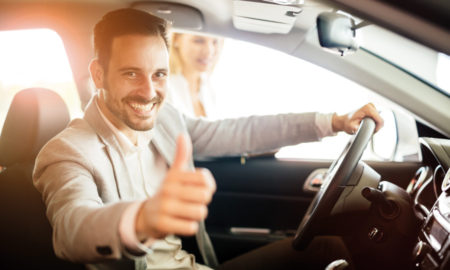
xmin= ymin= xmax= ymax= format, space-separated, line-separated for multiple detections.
xmin=96 ymin=34 xmax=169 ymax=132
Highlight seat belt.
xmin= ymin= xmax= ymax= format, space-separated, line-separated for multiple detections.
xmin=196 ymin=220 xmax=218 ymax=268
xmin=181 ymin=143 xmax=218 ymax=268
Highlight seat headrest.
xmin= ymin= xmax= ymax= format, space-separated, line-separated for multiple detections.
xmin=0 ymin=88 xmax=70 ymax=166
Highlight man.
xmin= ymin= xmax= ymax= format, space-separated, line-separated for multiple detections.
xmin=33 ymin=8 xmax=383 ymax=270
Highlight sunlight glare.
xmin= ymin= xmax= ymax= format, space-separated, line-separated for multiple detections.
xmin=0 ymin=28 xmax=82 ymax=129
xmin=0 ymin=29 xmax=74 ymax=85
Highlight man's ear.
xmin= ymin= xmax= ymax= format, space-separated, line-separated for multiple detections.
xmin=89 ymin=59 xmax=105 ymax=89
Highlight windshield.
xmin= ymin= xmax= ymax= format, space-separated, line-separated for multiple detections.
xmin=359 ymin=25 xmax=450 ymax=96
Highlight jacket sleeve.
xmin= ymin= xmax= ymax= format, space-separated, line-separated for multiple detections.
xmin=33 ymin=136 xmax=135 ymax=263
xmin=184 ymin=112 xmax=332 ymax=158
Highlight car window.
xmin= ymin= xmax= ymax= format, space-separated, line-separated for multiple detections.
xmin=210 ymin=38 xmax=405 ymax=161
xmin=360 ymin=25 xmax=450 ymax=95
xmin=0 ymin=28 xmax=82 ymax=130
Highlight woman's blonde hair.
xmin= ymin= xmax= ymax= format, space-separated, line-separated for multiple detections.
xmin=169 ymin=32 xmax=223 ymax=75
xmin=169 ymin=33 xmax=183 ymax=75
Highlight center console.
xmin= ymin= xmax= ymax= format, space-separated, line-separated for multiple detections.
xmin=414 ymin=169 xmax=450 ymax=269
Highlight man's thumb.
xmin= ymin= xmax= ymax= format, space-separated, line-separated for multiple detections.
xmin=172 ymin=134 xmax=192 ymax=170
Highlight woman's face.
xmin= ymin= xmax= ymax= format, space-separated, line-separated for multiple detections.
xmin=176 ymin=34 xmax=222 ymax=74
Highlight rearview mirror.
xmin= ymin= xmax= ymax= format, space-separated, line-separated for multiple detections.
xmin=316 ymin=12 xmax=358 ymax=56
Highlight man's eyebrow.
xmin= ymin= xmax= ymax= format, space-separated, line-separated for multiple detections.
xmin=156 ymin=68 xmax=169 ymax=73
xmin=117 ymin=67 xmax=169 ymax=73
xmin=117 ymin=66 xmax=141 ymax=72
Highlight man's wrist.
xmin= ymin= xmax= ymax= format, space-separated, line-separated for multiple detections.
xmin=332 ymin=113 xmax=344 ymax=133
xmin=119 ymin=200 xmax=154 ymax=255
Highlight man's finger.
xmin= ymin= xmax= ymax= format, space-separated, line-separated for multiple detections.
xmin=167 ymin=168 xmax=215 ymax=187
xmin=372 ymin=112 xmax=384 ymax=133
xmin=350 ymin=122 xmax=360 ymax=134
xmin=362 ymin=104 xmax=384 ymax=133
xmin=154 ymin=215 xmax=199 ymax=236
xmin=172 ymin=134 xmax=192 ymax=171
xmin=177 ymin=186 xmax=214 ymax=203
xmin=351 ymin=103 xmax=384 ymax=134
xmin=163 ymin=182 xmax=214 ymax=204
xmin=161 ymin=199 xmax=208 ymax=220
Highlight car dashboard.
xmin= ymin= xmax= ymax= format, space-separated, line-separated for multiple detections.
xmin=409 ymin=138 xmax=450 ymax=269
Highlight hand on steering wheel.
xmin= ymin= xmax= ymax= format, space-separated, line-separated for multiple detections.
xmin=293 ymin=118 xmax=377 ymax=249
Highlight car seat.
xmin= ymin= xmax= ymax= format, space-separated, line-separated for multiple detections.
xmin=0 ymin=88 xmax=83 ymax=269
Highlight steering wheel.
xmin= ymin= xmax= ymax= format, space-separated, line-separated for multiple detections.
xmin=292 ymin=118 xmax=376 ymax=249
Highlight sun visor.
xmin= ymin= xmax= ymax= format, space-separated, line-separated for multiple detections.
xmin=132 ymin=2 xmax=203 ymax=30
xmin=233 ymin=0 xmax=302 ymax=34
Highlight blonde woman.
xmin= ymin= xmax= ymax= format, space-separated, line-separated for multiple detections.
xmin=167 ymin=33 xmax=223 ymax=118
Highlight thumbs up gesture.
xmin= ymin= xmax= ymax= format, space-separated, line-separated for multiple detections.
xmin=135 ymin=134 xmax=217 ymax=239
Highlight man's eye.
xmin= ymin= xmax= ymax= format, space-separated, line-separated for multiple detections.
xmin=154 ymin=72 xmax=167 ymax=79
xmin=125 ymin=72 xmax=137 ymax=78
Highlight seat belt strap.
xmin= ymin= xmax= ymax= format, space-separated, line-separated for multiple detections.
xmin=196 ymin=220 xmax=218 ymax=268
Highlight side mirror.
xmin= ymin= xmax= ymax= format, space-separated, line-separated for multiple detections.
xmin=370 ymin=109 xmax=421 ymax=162
xmin=371 ymin=110 xmax=398 ymax=161
xmin=316 ymin=12 xmax=358 ymax=56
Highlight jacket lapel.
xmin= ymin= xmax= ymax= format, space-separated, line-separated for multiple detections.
xmin=83 ymin=97 xmax=132 ymax=200
xmin=152 ymin=123 xmax=176 ymax=167
xmin=103 ymin=144 xmax=131 ymax=199
xmin=151 ymin=113 xmax=194 ymax=170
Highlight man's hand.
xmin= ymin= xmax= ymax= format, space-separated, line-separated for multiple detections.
xmin=332 ymin=103 xmax=384 ymax=134
xmin=135 ymin=134 xmax=216 ymax=240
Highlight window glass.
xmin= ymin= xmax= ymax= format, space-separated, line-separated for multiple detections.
xmin=210 ymin=38 xmax=398 ymax=160
xmin=0 ymin=28 xmax=82 ymax=130
xmin=360 ymin=25 xmax=450 ymax=95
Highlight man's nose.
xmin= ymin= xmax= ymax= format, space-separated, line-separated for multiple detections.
xmin=141 ymin=76 xmax=157 ymax=99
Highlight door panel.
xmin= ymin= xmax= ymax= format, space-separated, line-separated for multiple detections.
xmin=197 ymin=157 xmax=327 ymax=262
xmin=192 ymin=156 xmax=421 ymax=262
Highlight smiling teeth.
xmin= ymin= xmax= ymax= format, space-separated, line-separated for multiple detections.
xmin=130 ymin=103 xmax=153 ymax=111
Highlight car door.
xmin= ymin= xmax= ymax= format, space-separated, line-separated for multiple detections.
xmin=176 ymin=37 xmax=424 ymax=263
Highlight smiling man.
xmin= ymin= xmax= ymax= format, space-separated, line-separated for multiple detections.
xmin=93 ymin=34 xmax=167 ymax=137
xmin=33 ymin=8 xmax=382 ymax=270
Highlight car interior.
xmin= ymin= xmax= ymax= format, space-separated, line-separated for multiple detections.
xmin=0 ymin=0 xmax=449 ymax=269
xmin=0 ymin=88 xmax=82 ymax=268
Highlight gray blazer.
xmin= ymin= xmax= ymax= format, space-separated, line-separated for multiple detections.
xmin=33 ymin=97 xmax=323 ymax=268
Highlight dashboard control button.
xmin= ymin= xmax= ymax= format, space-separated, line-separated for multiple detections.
xmin=413 ymin=241 xmax=431 ymax=264
xmin=368 ymin=226 xmax=384 ymax=242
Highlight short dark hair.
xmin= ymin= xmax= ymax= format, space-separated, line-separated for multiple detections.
xmin=93 ymin=8 xmax=169 ymax=70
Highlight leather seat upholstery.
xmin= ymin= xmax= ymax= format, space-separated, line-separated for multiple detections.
xmin=0 ymin=88 xmax=70 ymax=165
xmin=0 ymin=88 xmax=83 ymax=269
